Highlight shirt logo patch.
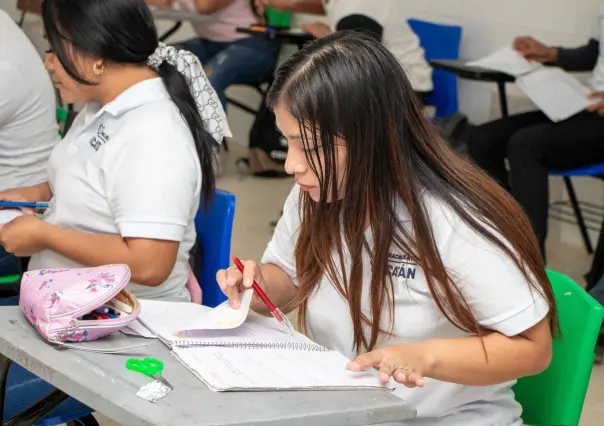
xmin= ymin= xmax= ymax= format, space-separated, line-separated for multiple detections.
xmin=388 ymin=253 xmax=417 ymax=279
xmin=89 ymin=124 xmax=110 ymax=151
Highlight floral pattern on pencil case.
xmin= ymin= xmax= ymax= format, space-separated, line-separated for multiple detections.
xmin=19 ymin=264 xmax=139 ymax=342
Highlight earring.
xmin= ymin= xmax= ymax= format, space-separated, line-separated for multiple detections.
xmin=92 ymin=62 xmax=105 ymax=75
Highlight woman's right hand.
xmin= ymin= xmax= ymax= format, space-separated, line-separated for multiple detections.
xmin=216 ymin=260 xmax=268 ymax=309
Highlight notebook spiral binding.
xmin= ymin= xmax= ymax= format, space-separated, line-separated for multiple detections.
xmin=172 ymin=340 xmax=332 ymax=352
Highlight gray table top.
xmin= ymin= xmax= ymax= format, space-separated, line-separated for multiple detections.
xmin=149 ymin=6 xmax=210 ymax=23
xmin=0 ymin=307 xmax=416 ymax=426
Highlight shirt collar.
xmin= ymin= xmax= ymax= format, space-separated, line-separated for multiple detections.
xmin=83 ymin=78 xmax=170 ymax=126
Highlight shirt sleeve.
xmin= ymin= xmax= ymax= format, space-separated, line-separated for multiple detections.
xmin=432 ymin=202 xmax=550 ymax=337
xmin=104 ymin=118 xmax=200 ymax=242
xmin=261 ymin=185 xmax=301 ymax=284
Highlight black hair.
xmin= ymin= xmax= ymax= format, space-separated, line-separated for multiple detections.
xmin=41 ymin=0 xmax=216 ymax=206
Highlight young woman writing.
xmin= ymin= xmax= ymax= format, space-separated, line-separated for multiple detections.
xmin=217 ymin=32 xmax=557 ymax=425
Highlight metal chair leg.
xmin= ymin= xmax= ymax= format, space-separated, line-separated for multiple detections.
xmin=564 ymin=176 xmax=593 ymax=253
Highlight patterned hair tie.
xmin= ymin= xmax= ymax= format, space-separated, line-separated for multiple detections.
xmin=146 ymin=43 xmax=231 ymax=143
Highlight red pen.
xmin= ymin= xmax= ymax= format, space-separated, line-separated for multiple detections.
xmin=231 ymin=255 xmax=294 ymax=333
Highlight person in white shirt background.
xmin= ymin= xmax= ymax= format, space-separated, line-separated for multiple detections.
xmin=217 ymin=32 xmax=557 ymax=425
xmin=0 ymin=0 xmax=229 ymax=420
xmin=468 ymin=0 xmax=604 ymax=259
xmin=0 ymin=0 xmax=229 ymax=303
xmin=0 ymin=10 xmax=60 ymax=281
xmin=256 ymin=0 xmax=433 ymax=103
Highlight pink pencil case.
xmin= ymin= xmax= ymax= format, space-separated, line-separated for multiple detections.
xmin=19 ymin=264 xmax=140 ymax=343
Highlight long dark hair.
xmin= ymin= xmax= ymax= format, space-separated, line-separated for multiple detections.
xmin=267 ymin=32 xmax=558 ymax=353
xmin=41 ymin=0 xmax=215 ymax=205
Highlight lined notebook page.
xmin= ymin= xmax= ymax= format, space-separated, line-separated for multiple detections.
xmin=172 ymin=346 xmax=387 ymax=392
xmin=138 ymin=300 xmax=211 ymax=343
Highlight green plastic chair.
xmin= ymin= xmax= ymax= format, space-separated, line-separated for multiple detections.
xmin=513 ymin=269 xmax=604 ymax=426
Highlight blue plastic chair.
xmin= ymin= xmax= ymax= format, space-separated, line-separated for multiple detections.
xmin=194 ymin=189 xmax=236 ymax=308
xmin=549 ymin=164 xmax=604 ymax=254
xmin=407 ymin=19 xmax=462 ymax=118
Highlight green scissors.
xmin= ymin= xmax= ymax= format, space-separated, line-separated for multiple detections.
xmin=126 ymin=357 xmax=173 ymax=389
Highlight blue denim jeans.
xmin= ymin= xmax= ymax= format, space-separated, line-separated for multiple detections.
xmin=179 ymin=36 xmax=278 ymax=108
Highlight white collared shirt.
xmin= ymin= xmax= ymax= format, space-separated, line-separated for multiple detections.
xmin=262 ymin=185 xmax=548 ymax=426
xmin=0 ymin=11 xmax=60 ymax=192
xmin=29 ymin=78 xmax=202 ymax=301
xmin=322 ymin=0 xmax=433 ymax=92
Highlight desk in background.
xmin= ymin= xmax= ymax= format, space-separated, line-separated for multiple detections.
xmin=236 ymin=26 xmax=315 ymax=49
xmin=0 ymin=307 xmax=416 ymax=425
xmin=430 ymin=59 xmax=515 ymax=117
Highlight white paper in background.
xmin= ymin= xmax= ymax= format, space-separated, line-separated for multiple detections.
xmin=516 ymin=68 xmax=597 ymax=122
xmin=468 ymin=46 xmax=542 ymax=77
xmin=121 ymin=319 xmax=157 ymax=339
xmin=183 ymin=289 xmax=254 ymax=332
xmin=0 ymin=209 xmax=23 ymax=225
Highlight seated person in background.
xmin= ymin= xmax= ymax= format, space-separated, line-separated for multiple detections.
xmin=149 ymin=0 xmax=278 ymax=108
xmin=0 ymin=0 xmax=230 ymax=303
xmin=218 ymin=32 xmax=555 ymax=425
xmin=468 ymin=0 xmax=604 ymax=258
xmin=256 ymin=0 xmax=433 ymax=102
xmin=0 ymin=0 xmax=228 ymax=420
xmin=0 ymin=10 xmax=60 ymax=280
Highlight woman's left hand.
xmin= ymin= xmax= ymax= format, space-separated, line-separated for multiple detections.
xmin=346 ymin=343 xmax=436 ymax=388
xmin=0 ymin=215 xmax=49 ymax=257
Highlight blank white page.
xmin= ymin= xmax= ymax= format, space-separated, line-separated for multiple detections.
xmin=468 ymin=46 xmax=541 ymax=76
xmin=517 ymin=68 xmax=595 ymax=122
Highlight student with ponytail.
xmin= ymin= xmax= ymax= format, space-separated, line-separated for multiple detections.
xmin=0 ymin=0 xmax=230 ymax=302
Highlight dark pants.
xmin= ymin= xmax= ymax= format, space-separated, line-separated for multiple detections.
xmin=179 ymin=36 xmax=278 ymax=108
xmin=468 ymin=110 xmax=604 ymax=256
xmin=0 ymin=246 xmax=18 ymax=278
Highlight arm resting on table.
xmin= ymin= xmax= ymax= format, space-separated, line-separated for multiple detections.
xmin=425 ymin=318 xmax=552 ymax=386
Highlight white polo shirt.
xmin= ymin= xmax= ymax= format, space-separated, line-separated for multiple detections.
xmin=29 ymin=78 xmax=202 ymax=301
xmin=323 ymin=0 xmax=433 ymax=92
xmin=0 ymin=10 xmax=59 ymax=192
xmin=262 ymin=185 xmax=549 ymax=426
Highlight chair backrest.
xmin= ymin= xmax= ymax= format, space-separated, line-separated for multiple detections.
xmin=407 ymin=19 xmax=462 ymax=118
xmin=513 ymin=269 xmax=604 ymax=426
xmin=193 ymin=189 xmax=236 ymax=307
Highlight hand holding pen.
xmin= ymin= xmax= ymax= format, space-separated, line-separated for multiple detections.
xmin=216 ymin=258 xmax=268 ymax=309
xmin=216 ymin=256 xmax=294 ymax=333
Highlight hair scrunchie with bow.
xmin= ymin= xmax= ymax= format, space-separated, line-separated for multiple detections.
xmin=146 ymin=42 xmax=231 ymax=144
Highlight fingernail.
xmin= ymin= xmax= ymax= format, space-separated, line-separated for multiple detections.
xmin=244 ymin=277 xmax=252 ymax=288
xmin=347 ymin=361 xmax=359 ymax=370
xmin=233 ymin=299 xmax=240 ymax=309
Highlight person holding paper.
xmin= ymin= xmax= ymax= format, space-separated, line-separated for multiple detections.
xmin=255 ymin=0 xmax=433 ymax=102
xmin=217 ymin=32 xmax=557 ymax=425
xmin=0 ymin=10 xmax=60 ymax=282
xmin=468 ymin=1 xmax=604 ymax=256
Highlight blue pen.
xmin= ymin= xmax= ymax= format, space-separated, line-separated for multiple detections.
xmin=0 ymin=201 xmax=50 ymax=209
xmin=106 ymin=312 xmax=117 ymax=319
